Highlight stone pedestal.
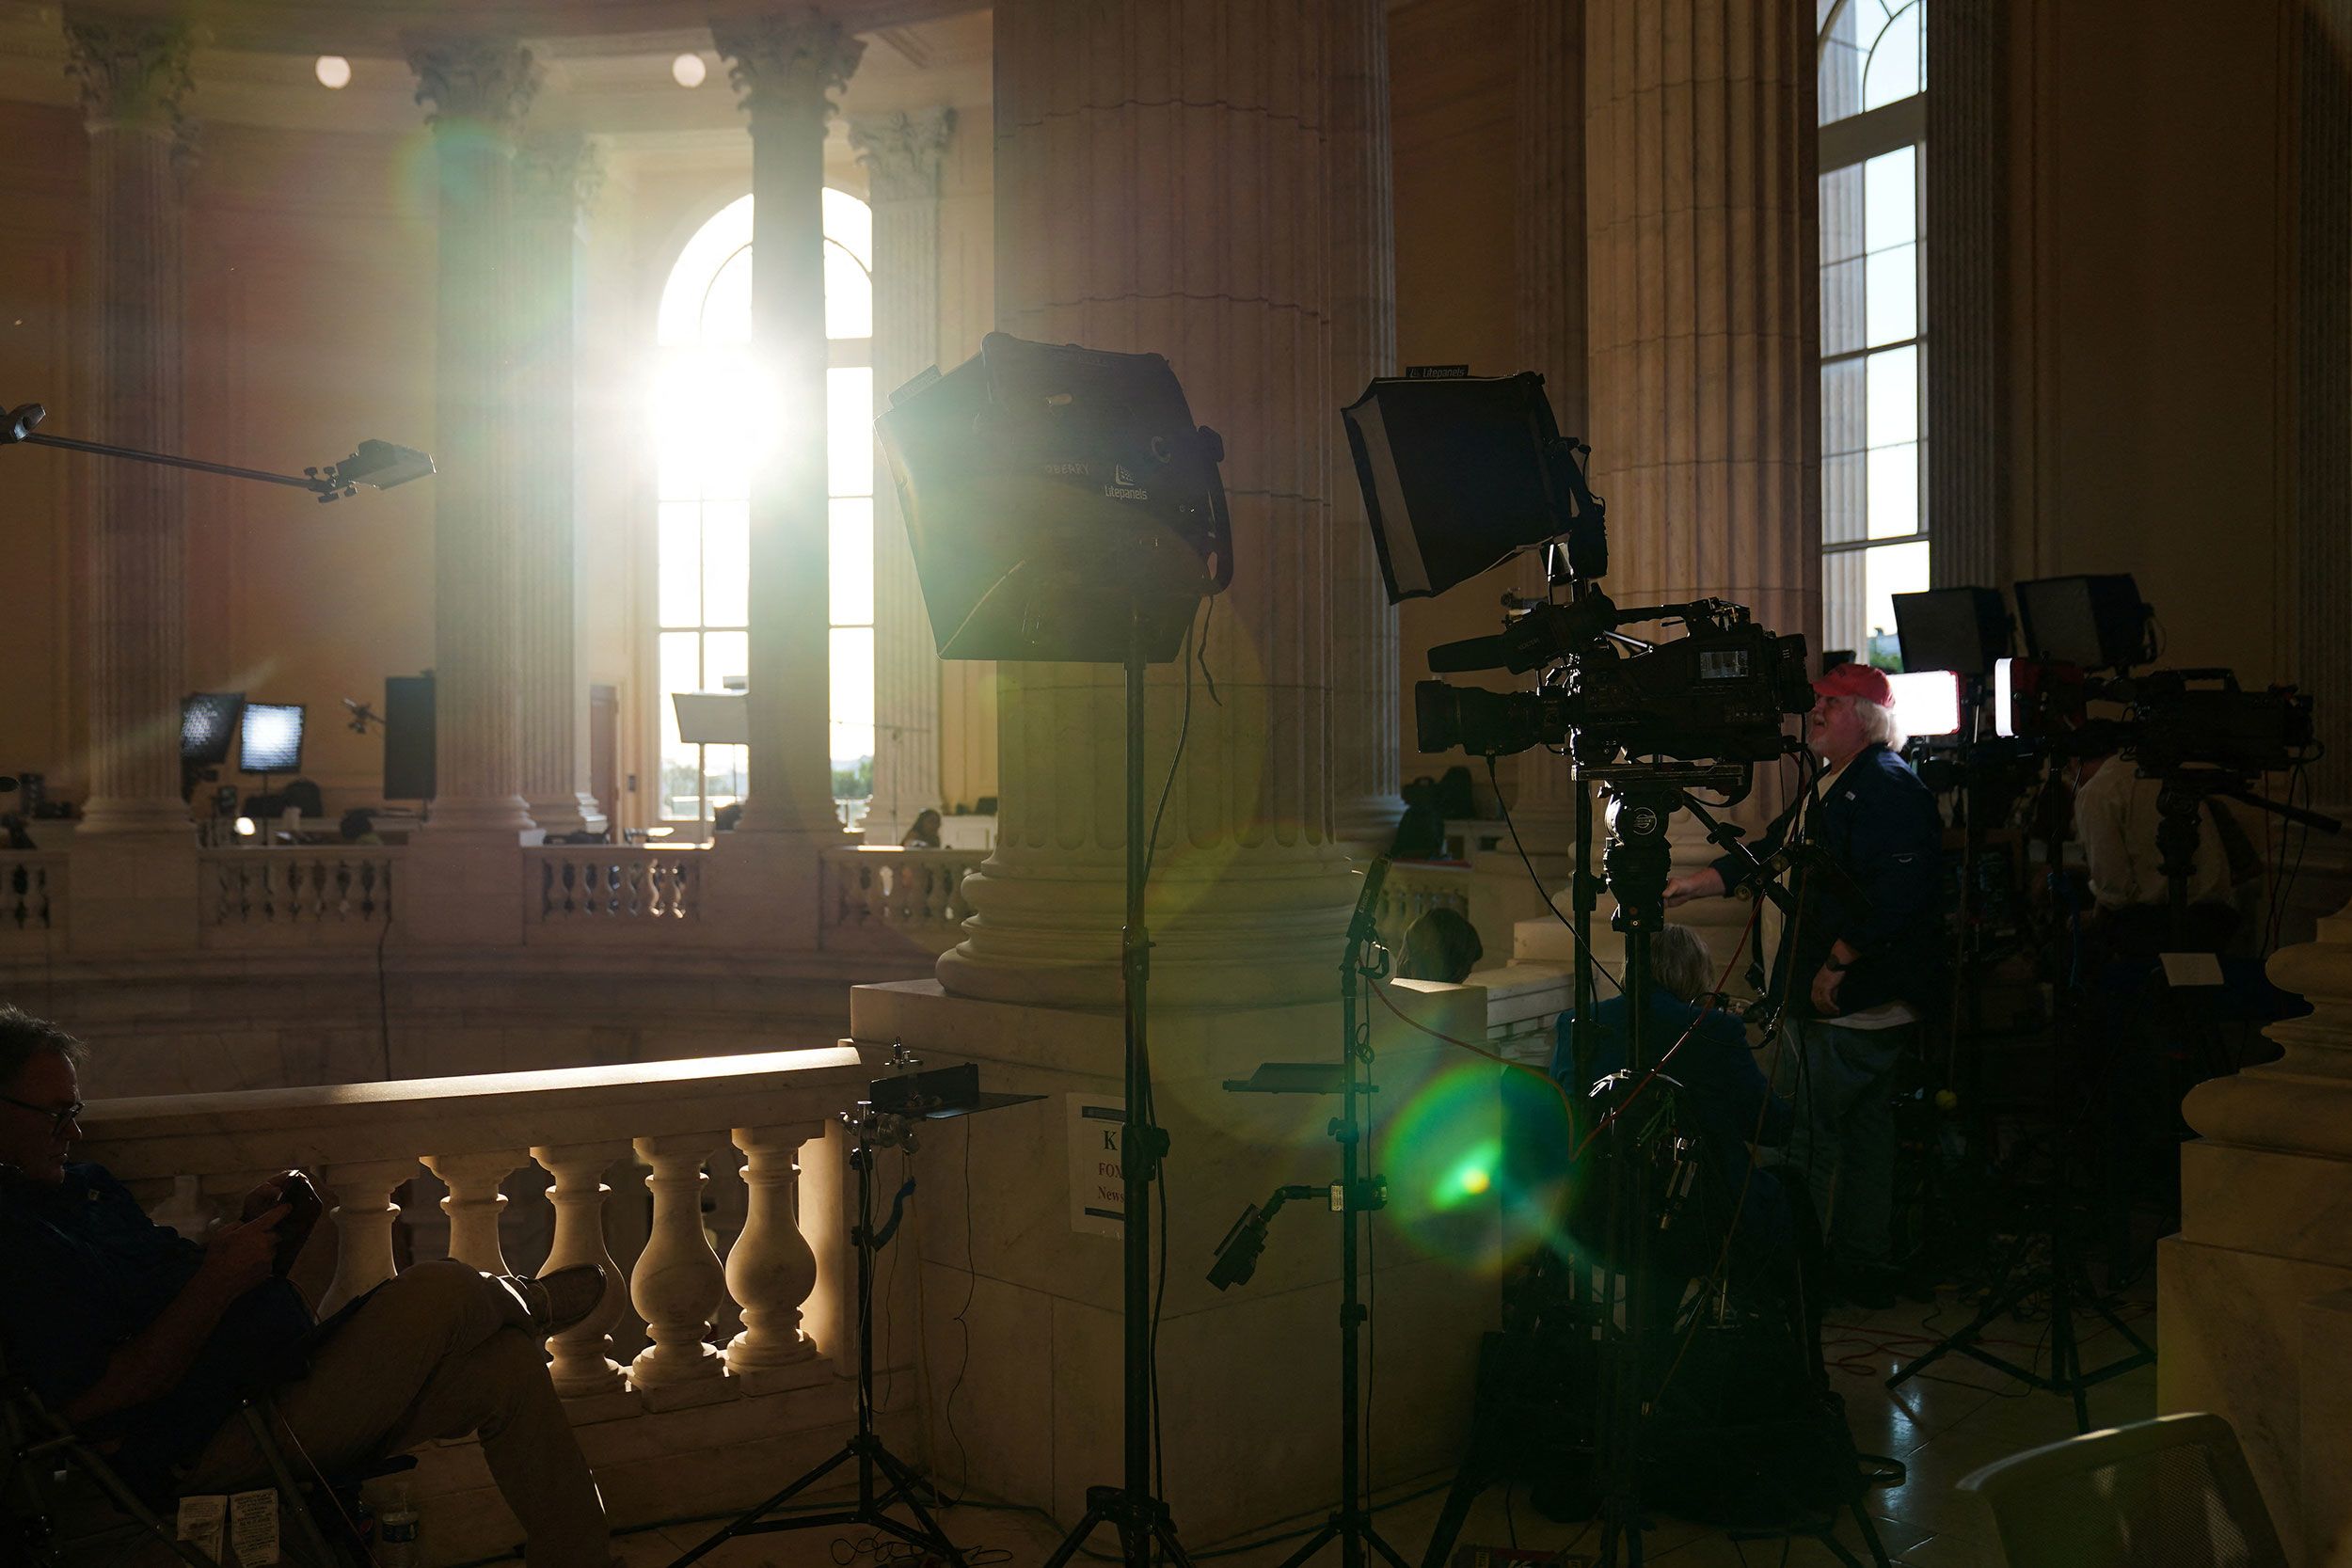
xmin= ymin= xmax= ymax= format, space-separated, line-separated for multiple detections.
xmin=66 ymin=16 xmax=194 ymax=843
xmin=942 ymin=0 xmax=1358 ymax=1009
xmin=850 ymin=976 xmax=1498 ymax=1544
xmin=851 ymin=108 xmax=956 ymax=847
xmin=2161 ymin=895 xmax=2352 ymax=1566
xmin=514 ymin=131 xmax=608 ymax=842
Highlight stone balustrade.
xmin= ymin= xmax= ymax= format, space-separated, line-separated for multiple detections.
xmin=818 ymin=845 xmax=981 ymax=954
xmin=1379 ymin=859 xmax=1473 ymax=955
xmin=76 ymin=1046 xmax=871 ymax=1557
xmin=198 ymin=847 xmax=396 ymax=942
xmin=0 ymin=850 xmax=65 ymax=947
xmin=525 ymin=843 xmax=700 ymax=926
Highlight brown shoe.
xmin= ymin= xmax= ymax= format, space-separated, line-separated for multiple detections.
xmin=510 ymin=1263 xmax=607 ymax=1336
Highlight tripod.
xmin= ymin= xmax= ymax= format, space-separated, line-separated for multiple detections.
xmin=669 ymin=1104 xmax=967 ymax=1567
xmin=1042 ymin=615 xmax=1192 ymax=1568
xmin=1883 ymin=1118 xmax=2153 ymax=1433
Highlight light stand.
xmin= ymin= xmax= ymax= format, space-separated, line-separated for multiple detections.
xmin=671 ymin=1067 xmax=1037 ymax=1568
xmin=1042 ymin=609 xmax=1193 ymax=1568
xmin=1215 ymin=855 xmax=1411 ymax=1568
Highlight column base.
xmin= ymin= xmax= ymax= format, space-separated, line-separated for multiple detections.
xmin=524 ymin=791 xmax=608 ymax=842
xmin=422 ymin=794 xmax=540 ymax=839
xmin=76 ymin=796 xmax=193 ymax=836
xmin=1333 ymin=792 xmax=1406 ymax=856
xmin=935 ymin=843 xmax=1359 ymax=1008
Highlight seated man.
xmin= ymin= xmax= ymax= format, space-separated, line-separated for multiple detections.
xmin=1541 ymin=925 xmax=1796 ymax=1288
xmin=1398 ymin=906 xmax=1484 ymax=984
xmin=0 ymin=1007 xmax=616 ymax=1568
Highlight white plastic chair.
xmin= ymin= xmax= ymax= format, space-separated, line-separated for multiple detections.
xmin=1956 ymin=1411 xmax=2285 ymax=1567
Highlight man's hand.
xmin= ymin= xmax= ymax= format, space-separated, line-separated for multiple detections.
xmin=194 ymin=1204 xmax=289 ymax=1303
xmin=1810 ymin=963 xmax=1844 ymax=1016
xmin=1661 ymin=867 xmax=1727 ymax=908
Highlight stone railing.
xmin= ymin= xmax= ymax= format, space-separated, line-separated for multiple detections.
xmin=1378 ymin=859 xmax=1473 ymax=955
xmin=818 ymin=845 xmax=981 ymax=954
xmin=0 ymin=850 xmax=65 ymax=947
xmin=526 ymin=844 xmax=700 ymax=925
xmin=198 ymin=847 xmax=397 ymax=943
xmin=78 ymin=1046 xmax=868 ymax=1559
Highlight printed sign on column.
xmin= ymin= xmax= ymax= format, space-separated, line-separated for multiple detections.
xmin=1068 ymin=1094 xmax=1124 ymax=1238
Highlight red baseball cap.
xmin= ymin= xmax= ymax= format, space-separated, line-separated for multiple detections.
xmin=1813 ymin=661 xmax=1896 ymax=707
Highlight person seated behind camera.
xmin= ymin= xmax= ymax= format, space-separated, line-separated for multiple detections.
xmin=2071 ymin=747 xmax=2255 ymax=958
xmin=0 ymin=1008 xmax=619 ymax=1568
xmin=1398 ymin=906 xmax=1483 ymax=984
xmin=1542 ymin=925 xmax=1795 ymax=1281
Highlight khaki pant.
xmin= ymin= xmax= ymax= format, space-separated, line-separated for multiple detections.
xmin=182 ymin=1259 xmax=612 ymax=1568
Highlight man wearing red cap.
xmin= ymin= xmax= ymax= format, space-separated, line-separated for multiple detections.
xmin=1663 ymin=660 xmax=1943 ymax=1307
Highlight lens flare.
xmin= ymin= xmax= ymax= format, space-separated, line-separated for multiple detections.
xmin=672 ymin=53 xmax=707 ymax=87
xmin=314 ymin=55 xmax=351 ymax=89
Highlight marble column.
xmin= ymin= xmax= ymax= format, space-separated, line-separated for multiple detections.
xmin=1925 ymin=0 xmax=2008 ymax=590
xmin=513 ymin=132 xmax=608 ymax=841
xmin=941 ymin=0 xmax=1357 ymax=1007
xmin=407 ymin=40 xmax=540 ymax=839
xmin=1581 ymin=0 xmax=1816 ymax=980
xmin=2292 ymin=0 xmax=2352 ymax=932
xmin=712 ymin=12 xmax=863 ymax=845
xmin=65 ymin=16 xmax=194 ymax=839
xmin=1327 ymin=0 xmax=1404 ymax=851
xmin=1508 ymin=0 xmax=1589 ymax=851
xmin=850 ymin=107 xmax=955 ymax=847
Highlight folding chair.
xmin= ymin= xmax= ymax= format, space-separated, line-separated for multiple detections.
xmin=1 ymin=1336 xmax=377 ymax=1566
xmin=1956 ymin=1411 xmax=2285 ymax=1567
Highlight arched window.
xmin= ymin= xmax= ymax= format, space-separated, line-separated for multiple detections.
xmin=1819 ymin=0 xmax=1926 ymax=671
xmin=651 ymin=191 xmax=875 ymax=828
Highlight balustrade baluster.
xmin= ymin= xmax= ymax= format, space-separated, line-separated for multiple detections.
xmin=722 ymin=1121 xmax=823 ymax=1379
xmin=423 ymin=1149 xmax=527 ymax=1273
xmin=531 ymin=1141 xmax=629 ymax=1397
xmin=321 ymin=1159 xmax=420 ymax=1316
xmin=628 ymin=1133 xmax=729 ymax=1395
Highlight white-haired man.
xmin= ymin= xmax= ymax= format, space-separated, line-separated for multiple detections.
xmin=1661 ymin=661 xmax=1943 ymax=1307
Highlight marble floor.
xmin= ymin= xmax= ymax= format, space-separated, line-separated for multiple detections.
xmin=534 ymin=1284 xmax=2157 ymax=1568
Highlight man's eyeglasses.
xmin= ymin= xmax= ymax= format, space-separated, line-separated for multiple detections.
xmin=0 ymin=1094 xmax=82 ymax=1134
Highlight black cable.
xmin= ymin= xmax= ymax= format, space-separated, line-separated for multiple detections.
xmin=1486 ymin=752 xmax=1625 ymax=996
xmin=945 ymin=1121 xmax=977 ymax=1499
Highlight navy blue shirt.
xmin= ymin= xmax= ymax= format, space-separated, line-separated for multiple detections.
xmin=0 ymin=1163 xmax=312 ymax=1497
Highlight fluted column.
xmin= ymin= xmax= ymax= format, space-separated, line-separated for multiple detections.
xmin=514 ymin=132 xmax=608 ymax=841
xmin=408 ymin=40 xmax=540 ymax=838
xmin=1508 ymin=0 xmax=1589 ymax=849
xmin=2296 ymin=0 xmax=2352 ymax=869
xmin=713 ymin=11 xmax=864 ymax=843
xmin=66 ymin=16 xmax=194 ymax=837
xmin=852 ymin=108 xmax=955 ymax=846
xmin=1328 ymin=1 xmax=1403 ymax=851
xmin=941 ymin=0 xmax=1358 ymax=1008
xmin=1925 ymin=0 xmax=2008 ymax=590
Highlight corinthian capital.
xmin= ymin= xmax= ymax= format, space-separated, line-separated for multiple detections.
xmin=406 ymin=37 xmax=541 ymax=132
xmin=850 ymin=108 xmax=956 ymax=203
xmin=63 ymin=13 xmax=194 ymax=133
xmin=712 ymin=8 xmax=864 ymax=127
xmin=515 ymin=131 xmax=607 ymax=223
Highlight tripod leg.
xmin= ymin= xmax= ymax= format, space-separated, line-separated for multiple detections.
xmin=1153 ymin=1507 xmax=1199 ymax=1568
xmin=1363 ymin=1520 xmax=1415 ymax=1568
xmin=870 ymin=1445 xmax=968 ymax=1567
xmin=1415 ymin=1465 xmax=1487 ymax=1568
xmin=1272 ymin=1521 xmax=1339 ymax=1568
xmin=1040 ymin=1502 xmax=1118 ymax=1568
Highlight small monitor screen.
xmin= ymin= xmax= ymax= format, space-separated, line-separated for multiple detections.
xmin=181 ymin=693 xmax=244 ymax=766
xmin=240 ymin=703 xmax=306 ymax=772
